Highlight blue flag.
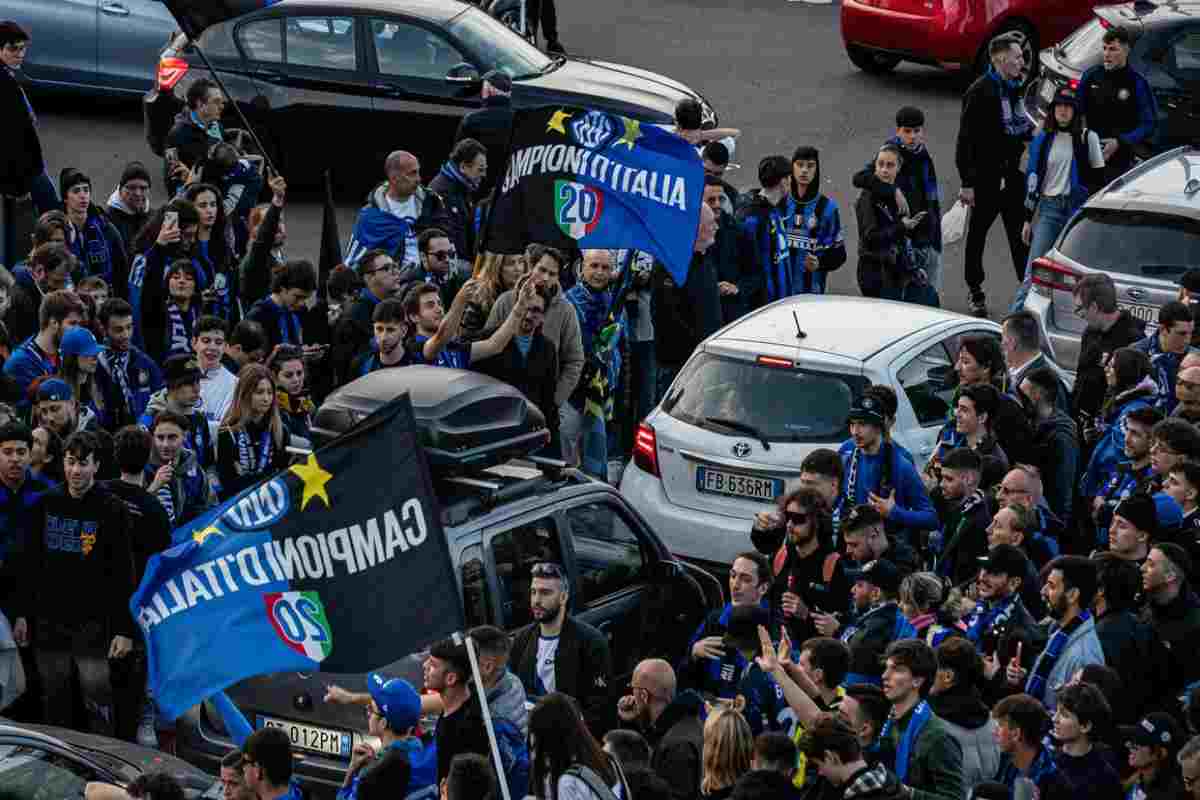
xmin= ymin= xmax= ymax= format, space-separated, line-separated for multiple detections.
xmin=487 ymin=106 xmax=704 ymax=285
xmin=130 ymin=395 xmax=463 ymax=720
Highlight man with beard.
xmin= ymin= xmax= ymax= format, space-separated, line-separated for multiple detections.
xmin=1018 ymin=367 xmax=1078 ymax=528
xmin=510 ymin=561 xmax=611 ymax=734
xmin=1092 ymin=406 xmax=1159 ymax=549
xmin=825 ymin=559 xmax=914 ymax=687
xmin=1141 ymin=543 xmax=1200 ymax=697
xmin=96 ymin=299 xmax=162 ymax=431
xmin=877 ymin=640 xmax=964 ymax=800
xmin=1006 ymin=556 xmax=1104 ymax=713
xmin=702 ymin=178 xmax=758 ymax=325
xmin=475 ymin=289 xmax=559 ymax=443
xmin=963 ymin=545 xmax=1036 ymax=657
xmin=350 ymin=299 xmax=410 ymax=376
xmin=4 ymin=287 xmax=82 ymax=410
xmin=6 ymin=239 xmax=76 ymax=345
xmin=616 ymin=658 xmax=704 ymax=800
xmin=1172 ymin=367 xmax=1200 ymax=425
xmin=991 ymin=694 xmax=1073 ymax=800
xmin=839 ymin=505 xmax=921 ymax=578
xmin=931 ymin=448 xmax=991 ymax=585
xmin=682 ymin=551 xmax=773 ymax=702
xmin=1051 ymin=679 xmax=1121 ymax=800
xmin=751 ymin=487 xmax=851 ymax=646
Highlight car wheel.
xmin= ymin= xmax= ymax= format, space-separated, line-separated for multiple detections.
xmin=977 ymin=21 xmax=1038 ymax=85
xmin=846 ymin=44 xmax=902 ymax=74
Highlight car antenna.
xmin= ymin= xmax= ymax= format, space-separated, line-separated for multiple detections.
xmin=792 ymin=310 xmax=807 ymax=339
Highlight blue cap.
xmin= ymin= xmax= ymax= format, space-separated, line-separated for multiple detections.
xmin=60 ymin=327 xmax=102 ymax=359
xmin=1051 ymin=89 xmax=1080 ymax=109
xmin=367 ymin=673 xmax=421 ymax=732
xmin=36 ymin=378 xmax=74 ymax=403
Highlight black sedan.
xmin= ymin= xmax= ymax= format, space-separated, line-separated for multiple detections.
xmin=1024 ymin=0 xmax=1200 ymax=151
xmin=0 ymin=721 xmax=220 ymax=800
xmin=144 ymin=0 xmax=718 ymax=185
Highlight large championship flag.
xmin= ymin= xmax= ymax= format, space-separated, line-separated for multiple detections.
xmin=131 ymin=396 xmax=463 ymax=720
xmin=487 ymin=106 xmax=704 ymax=285
xmin=161 ymin=0 xmax=282 ymax=39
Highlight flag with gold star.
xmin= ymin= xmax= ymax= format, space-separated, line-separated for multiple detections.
xmin=129 ymin=394 xmax=462 ymax=720
xmin=487 ymin=105 xmax=704 ymax=285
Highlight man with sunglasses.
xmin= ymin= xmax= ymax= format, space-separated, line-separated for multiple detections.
xmin=395 ymin=229 xmax=466 ymax=313
xmin=331 ymin=248 xmax=402 ymax=386
xmin=510 ymin=561 xmax=612 ymax=734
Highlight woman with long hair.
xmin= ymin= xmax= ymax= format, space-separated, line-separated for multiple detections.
xmin=462 ymin=252 xmax=526 ymax=339
xmin=58 ymin=327 xmax=105 ymax=429
xmin=239 ymin=174 xmax=289 ymax=307
xmin=529 ymin=692 xmax=627 ymax=800
xmin=267 ymin=343 xmax=314 ymax=443
xmin=700 ymin=707 xmax=753 ymax=798
xmin=1081 ymin=347 xmax=1156 ymax=498
xmin=899 ymin=572 xmax=966 ymax=648
xmin=216 ymin=363 xmax=288 ymax=500
xmin=184 ymin=181 xmax=239 ymax=322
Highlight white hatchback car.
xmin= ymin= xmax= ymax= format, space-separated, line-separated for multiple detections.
xmin=620 ymin=295 xmax=1002 ymax=569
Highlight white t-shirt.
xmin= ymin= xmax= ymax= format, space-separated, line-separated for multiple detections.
xmin=200 ymin=364 xmax=237 ymax=439
xmin=1042 ymin=130 xmax=1104 ymax=197
xmin=535 ymin=635 xmax=559 ymax=695
xmin=384 ymin=194 xmax=420 ymax=266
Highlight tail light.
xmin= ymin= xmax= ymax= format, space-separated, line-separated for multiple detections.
xmin=1030 ymin=256 xmax=1081 ymax=295
xmin=633 ymin=422 xmax=660 ymax=477
xmin=157 ymin=56 xmax=190 ymax=90
xmin=1067 ymin=78 xmax=1080 ymax=91
xmin=756 ymin=355 xmax=794 ymax=369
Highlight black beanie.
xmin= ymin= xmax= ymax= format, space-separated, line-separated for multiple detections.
xmin=0 ymin=20 xmax=29 ymax=49
xmin=792 ymin=145 xmax=820 ymax=164
xmin=59 ymin=167 xmax=90 ymax=198
xmin=896 ymin=106 xmax=925 ymax=128
xmin=120 ymin=161 xmax=152 ymax=188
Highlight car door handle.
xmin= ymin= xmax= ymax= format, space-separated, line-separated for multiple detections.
xmin=371 ymin=83 xmax=406 ymax=98
xmin=100 ymin=2 xmax=130 ymax=15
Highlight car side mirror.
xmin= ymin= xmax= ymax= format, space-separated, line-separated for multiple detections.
xmin=445 ymin=62 xmax=480 ymax=84
xmin=650 ymin=560 xmax=683 ymax=582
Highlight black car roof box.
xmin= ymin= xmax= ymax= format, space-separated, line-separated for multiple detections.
xmin=311 ymin=366 xmax=549 ymax=474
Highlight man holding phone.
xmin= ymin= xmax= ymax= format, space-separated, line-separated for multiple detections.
xmin=164 ymin=78 xmax=226 ymax=196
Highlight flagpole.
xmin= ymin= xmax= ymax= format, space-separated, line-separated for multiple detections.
xmin=471 ymin=106 xmax=523 ymax=277
xmin=458 ymin=632 xmax=512 ymax=800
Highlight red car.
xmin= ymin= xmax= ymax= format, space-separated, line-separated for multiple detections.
xmin=841 ymin=0 xmax=1107 ymax=78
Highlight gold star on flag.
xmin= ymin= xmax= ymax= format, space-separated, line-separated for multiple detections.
xmin=290 ymin=453 xmax=334 ymax=511
xmin=616 ymin=117 xmax=642 ymax=149
xmin=547 ymin=109 xmax=572 ymax=135
xmin=193 ymin=524 xmax=225 ymax=545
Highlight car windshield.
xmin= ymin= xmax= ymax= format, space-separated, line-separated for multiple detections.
xmin=662 ymin=353 xmax=864 ymax=442
xmin=446 ymin=7 xmax=552 ymax=79
xmin=1058 ymin=209 xmax=1200 ymax=278
xmin=1059 ymin=17 xmax=1105 ymax=70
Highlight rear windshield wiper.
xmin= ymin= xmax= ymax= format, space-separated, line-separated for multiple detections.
xmin=705 ymin=416 xmax=770 ymax=451
xmin=1142 ymin=264 xmax=1189 ymax=277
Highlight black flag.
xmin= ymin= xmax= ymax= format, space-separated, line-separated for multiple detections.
xmin=319 ymin=169 xmax=343 ymax=289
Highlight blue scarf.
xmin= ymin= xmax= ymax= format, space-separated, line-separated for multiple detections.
xmin=166 ymin=302 xmax=197 ymax=360
xmin=965 ymin=593 xmax=1021 ymax=645
xmin=269 ymin=297 xmax=303 ymax=346
xmin=996 ymin=746 xmax=1059 ymax=793
xmin=1026 ymin=610 xmax=1089 ymax=703
xmin=881 ymin=700 xmax=932 ymax=782
xmin=69 ymin=210 xmax=115 ymax=283
xmin=234 ymin=424 xmax=274 ymax=477
xmin=189 ymin=110 xmax=223 ymax=143
xmin=439 ymin=160 xmax=481 ymax=193
xmin=988 ymin=66 xmax=1034 ymax=140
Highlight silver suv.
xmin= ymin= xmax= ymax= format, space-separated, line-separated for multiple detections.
xmin=1021 ymin=145 xmax=1200 ymax=377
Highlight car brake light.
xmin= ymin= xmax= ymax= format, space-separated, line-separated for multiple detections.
xmin=1067 ymin=78 xmax=1080 ymax=91
xmin=633 ymin=422 xmax=660 ymax=477
xmin=756 ymin=355 xmax=794 ymax=369
xmin=1030 ymin=257 xmax=1081 ymax=294
xmin=157 ymin=56 xmax=189 ymax=90
xmin=1099 ymin=16 xmax=1111 ymax=28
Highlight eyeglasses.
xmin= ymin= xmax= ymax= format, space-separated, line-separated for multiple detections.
xmin=785 ymin=510 xmax=810 ymax=527
xmin=428 ymin=249 xmax=457 ymax=261
xmin=3 ymin=43 xmax=28 ymax=54
xmin=995 ymin=484 xmax=1029 ymax=497
xmin=531 ymin=562 xmax=565 ymax=579
xmin=364 ymin=261 xmax=400 ymax=275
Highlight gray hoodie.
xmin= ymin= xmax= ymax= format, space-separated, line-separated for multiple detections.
xmin=487 ymin=668 xmax=529 ymax=736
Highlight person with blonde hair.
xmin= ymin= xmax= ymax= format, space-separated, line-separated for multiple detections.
xmin=701 ymin=708 xmax=754 ymax=798
xmin=463 ymin=252 xmax=525 ymax=338
xmin=215 ymin=363 xmax=288 ymax=500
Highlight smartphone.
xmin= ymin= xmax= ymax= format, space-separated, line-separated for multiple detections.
xmin=165 ymin=147 xmax=179 ymax=166
xmin=163 ymin=210 xmax=179 ymax=229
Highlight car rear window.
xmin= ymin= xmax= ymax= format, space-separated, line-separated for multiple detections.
xmin=1060 ymin=18 xmax=1105 ymax=70
xmin=662 ymin=353 xmax=865 ymax=442
xmin=1058 ymin=209 xmax=1200 ymax=279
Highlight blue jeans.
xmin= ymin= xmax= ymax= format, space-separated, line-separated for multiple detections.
xmin=559 ymin=401 xmax=607 ymax=480
xmin=1009 ymin=196 xmax=1073 ymax=313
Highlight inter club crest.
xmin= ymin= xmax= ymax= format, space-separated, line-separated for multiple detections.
xmin=570 ymin=110 xmax=616 ymax=150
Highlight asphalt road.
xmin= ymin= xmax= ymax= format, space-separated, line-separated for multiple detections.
xmin=26 ymin=0 xmax=1024 ymax=317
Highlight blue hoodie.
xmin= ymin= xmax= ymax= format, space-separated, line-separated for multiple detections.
xmin=837 ymin=439 xmax=938 ymax=534
xmin=2 ymin=336 xmax=55 ymax=410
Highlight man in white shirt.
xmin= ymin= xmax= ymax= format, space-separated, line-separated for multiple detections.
xmin=193 ymin=316 xmax=236 ymax=437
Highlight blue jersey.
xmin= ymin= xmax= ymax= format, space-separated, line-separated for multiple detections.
xmin=782 ymin=194 xmax=845 ymax=295
xmin=336 ymin=738 xmax=438 ymax=800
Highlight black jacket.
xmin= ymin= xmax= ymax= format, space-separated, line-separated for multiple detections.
xmin=164 ymin=111 xmax=217 ymax=195
xmin=1029 ymin=411 xmax=1079 ymax=529
xmin=1094 ymin=608 xmax=1171 ymax=723
xmin=934 ymin=490 xmax=992 ymax=585
xmin=4 ymin=268 xmax=44 ymax=346
xmin=427 ymin=171 xmax=476 ymax=261
xmin=635 ymin=689 xmax=704 ymax=800
xmin=331 ymin=290 xmax=385 ymax=387
xmin=99 ymin=479 xmax=171 ymax=583
xmin=710 ymin=210 xmax=760 ymax=324
xmin=0 ymin=66 xmax=44 ymax=198
xmin=105 ymin=199 xmax=152 ymax=257
xmin=651 ymin=251 xmax=722 ymax=367
xmin=955 ymin=70 xmax=1031 ymax=188
xmin=752 ymin=524 xmax=851 ymax=643
xmin=455 ymin=95 xmax=514 ymax=191
xmin=475 ymin=334 xmax=559 ymax=438
xmin=511 ymin=616 xmax=612 ymax=733
xmin=855 ymin=187 xmax=911 ymax=297
xmin=1074 ymin=311 xmax=1146 ymax=423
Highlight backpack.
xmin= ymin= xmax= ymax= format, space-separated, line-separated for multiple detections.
xmin=491 ymin=716 xmax=530 ymax=800
xmin=563 ymin=756 xmax=630 ymax=800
